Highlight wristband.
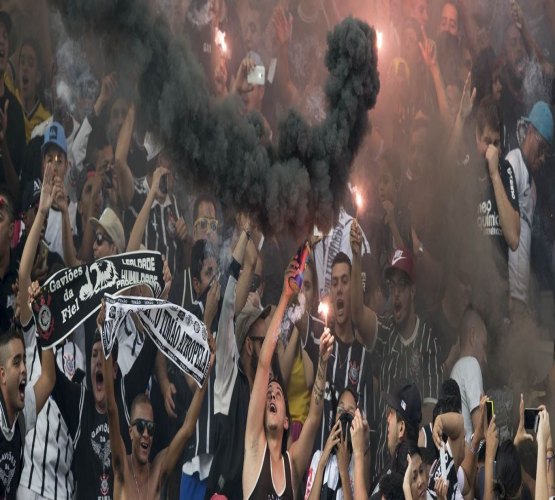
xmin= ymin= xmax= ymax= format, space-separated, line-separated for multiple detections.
xmin=470 ymin=438 xmax=485 ymax=456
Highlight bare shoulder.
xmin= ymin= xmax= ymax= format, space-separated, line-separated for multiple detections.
xmin=242 ymin=435 xmax=267 ymax=495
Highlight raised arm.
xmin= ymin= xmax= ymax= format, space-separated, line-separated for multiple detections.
xmin=536 ymin=407 xmax=551 ymax=500
xmin=244 ymin=260 xmax=297 ymax=451
xmin=350 ymin=220 xmax=378 ymax=350
xmin=126 ymin=165 xmax=168 ymax=251
xmin=351 ymin=410 xmax=369 ymax=500
xmin=99 ymin=305 xmax=127 ymax=485
xmin=19 ymin=166 xmax=56 ymax=326
xmin=290 ymin=329 xmax=334 ymax=484
xmin=114 ymin=104 xmax=136 ymax=210
xmin=486 ymin=145 xmax=520 ymax=251
xmin=157 ymin=349 xmax=214 ymax=489
xmin=419 ymin=30 xmax=451 ymax=130
xmin=446 ymin=73 xmax=476 ymax=163
xmin=432 ymin=412 xmax=466 ymax=468
xmin=484 ymin=415 xmax=499 ymax=500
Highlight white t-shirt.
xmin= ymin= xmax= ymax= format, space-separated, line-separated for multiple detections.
xmin=305 ymin=449 xmax=354 ymax=500
xmin=506 ymin=148 xmax=536 ymax=304
xmin=450 ymin=357 xmax=483 ymax=441
xmin=44 ymin=203 xmax=78 ymax=262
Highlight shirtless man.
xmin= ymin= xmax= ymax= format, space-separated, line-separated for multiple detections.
xmin=243 ymin=259 xmax=334 ymax=499
xmin=101 ymin=306 xmax=214 ymax=500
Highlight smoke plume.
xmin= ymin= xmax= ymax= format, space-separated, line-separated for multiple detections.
xmin=49 ymin=0 xmax=379 ymax=238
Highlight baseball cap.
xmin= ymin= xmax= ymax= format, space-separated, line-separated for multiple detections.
xmin=235 ymin=303 xmax=271 ymax=352
xmin=385 ymin=248 xmax=415 ymax=282
xmin=90 ymin=208 xmax=126 ymax=253
xmin=523 ymin=101 xmax=553 ymax=146
xmin=41 ymin=121 xmax=67 ymax=157
xmin=383 ymin=382 xmax=422 ymax=429
xmin=21 ymin=178 xmax=42 ymax=212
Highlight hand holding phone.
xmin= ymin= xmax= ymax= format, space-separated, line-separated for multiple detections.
xmin=524 ymin=408 xmax=540 ymax=433
xmin=486 ymin=400 xmax=494 ymax=425
xmin=247 ymin=65 xmax=265 ymax=86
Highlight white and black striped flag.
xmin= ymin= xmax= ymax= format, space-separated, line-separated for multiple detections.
xmin=101 ymin=294 xmax=211 ymax=387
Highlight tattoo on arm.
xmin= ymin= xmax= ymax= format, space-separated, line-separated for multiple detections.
xmin=313 ymin=355 xmax=326 ymax=405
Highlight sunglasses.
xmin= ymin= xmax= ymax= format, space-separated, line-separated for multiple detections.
xmin=249 ymin=336 xmax=265 ymax=343
xmin=194 ymin=217 xmax=219 ymax=232
xmin=132 ymin=418 xmax=156 ymax=436
xmin=95 ymin=232 xmax=113 ymax=246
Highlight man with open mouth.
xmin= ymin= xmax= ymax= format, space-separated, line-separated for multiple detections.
xmin=243 ymin=259 xmax=334 ymax=499
xmin=350 ymin=221 xmax=442 ymax=482
xmin=100 ymin=301 xmax=214 ymax=500
xmin=0 ymin=325 xmax=55 ymax=499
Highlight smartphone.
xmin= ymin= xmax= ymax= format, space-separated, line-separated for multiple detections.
xmin=159 ymin=173 xmax=168 ymax=194
xmin=247 ymin=65 xmax=265 ymax=86
xmin=486 ymin=400 xmax=494 ymax=425
xmin=524 ymin=408 xmax=540 ymax=433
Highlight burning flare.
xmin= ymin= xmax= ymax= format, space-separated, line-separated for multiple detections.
xmin=377 ymin=31 xmax=383 ymax=51
xmin=215 ymin=27 xmax=227 ymax=54
xmin=318 ymin=301 xmax=329 ymax=327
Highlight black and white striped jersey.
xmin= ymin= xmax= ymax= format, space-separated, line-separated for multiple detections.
xmin=373 ymin=316 xmax=442 ymax=478
xmin=123 ymin=176 xmax=183 ymax=275
xmin=19 ymin=321 xmax=81 ymax=500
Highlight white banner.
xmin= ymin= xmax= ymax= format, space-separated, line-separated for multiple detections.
xmin=102 ymin=294 xmax=211 ymax=387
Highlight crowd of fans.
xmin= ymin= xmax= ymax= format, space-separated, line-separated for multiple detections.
xmin=1 ymin=0 xmax=555 ymax=499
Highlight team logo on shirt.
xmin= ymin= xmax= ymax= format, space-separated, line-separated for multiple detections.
xmin=348 ymin=360 xmax=360 ymax=386
xmin=409 ymin=349 xmax=422 ymax=379
xmin=100 ymin=472 xmax=110 ymax=496
xmin=0 ymin=452 xmax=16 ymax=493
xmin=32 ymin=293 xmax=54 ymax=341
xmin=63 ymin=353 xmax=76 ymax=380
xmin=91 ymin=424 xmax=111 ymax=470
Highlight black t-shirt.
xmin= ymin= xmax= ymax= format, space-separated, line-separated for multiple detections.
xmin=52 ymin=339 xmax=157 ymax=499
xmin=0 ymin=87 xmax=25 ymax=186
xmin=0 ymin=396 xmax=24 ymax=500
xmin=0 ymin=250 xmax=17 ymax=331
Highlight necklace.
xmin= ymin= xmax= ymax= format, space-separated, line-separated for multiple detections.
xmin=130 ymin=457 xmax=149 ymax=500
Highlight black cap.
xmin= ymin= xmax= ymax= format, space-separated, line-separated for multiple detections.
xmin=21 ymin=178 xmax=42 ymax=212
xmin=383 ymin=382 xmax=422 ymax=429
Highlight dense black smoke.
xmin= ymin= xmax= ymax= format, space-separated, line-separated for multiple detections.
xmin=49 ymin=0 xmax=379 ymax=238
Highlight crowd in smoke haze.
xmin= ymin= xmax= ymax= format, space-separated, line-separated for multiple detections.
xmin=1 ymin=0 xmax=555 ymax=499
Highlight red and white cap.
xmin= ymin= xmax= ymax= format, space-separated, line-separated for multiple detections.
xmin=385 ymin=248 xmax=415 ymax=282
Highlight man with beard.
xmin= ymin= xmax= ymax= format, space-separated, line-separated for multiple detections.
xmin=101 ymin=302 xmax=214 ymax=500
xmin=350 ymin=222 xmax=442 ymax=480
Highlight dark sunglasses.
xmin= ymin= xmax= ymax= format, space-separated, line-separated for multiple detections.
xmin=95 ymin=232 xmax=113 ymax=246
xmin=132 ymin=418 xmax=156 ymax=436
xmin=194 ymin=217 xmax=219 ymax=232
xmin=249 ymin=336 xmax=265 ymax=342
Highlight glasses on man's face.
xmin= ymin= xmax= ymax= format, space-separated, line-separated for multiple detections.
xmin=95 ymin=232 xmax=113 ymax=246
xmin=194 ymin=217 xmax=219 ymax=233
xmin=132 ymin=418 xmax=156 ymax=436
xmin=249 ymin=336 xmax=265 ymax=343
xmin=387 ymin=278 xmax=411 ymax=294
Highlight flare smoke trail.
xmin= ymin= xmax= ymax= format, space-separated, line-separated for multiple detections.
xmin=49 ymin=0 xmax=380 ymax=238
